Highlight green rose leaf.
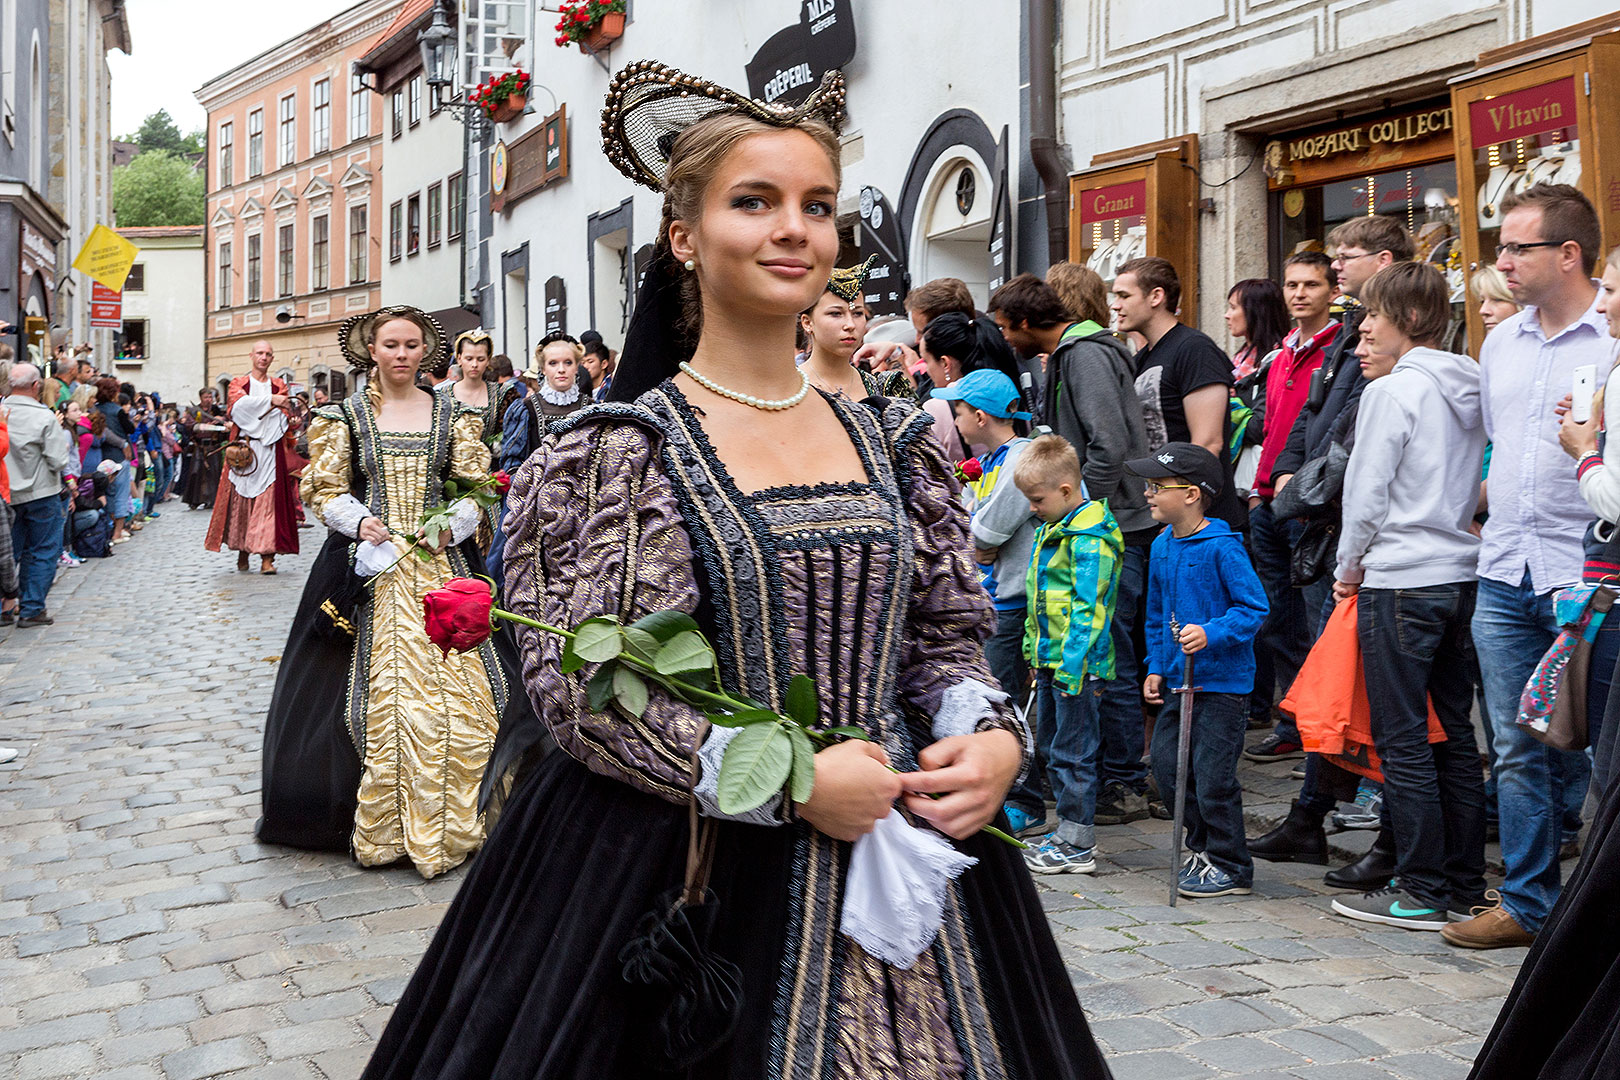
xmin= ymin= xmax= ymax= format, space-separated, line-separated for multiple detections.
xmin=718 ymin=723 xmax=792 ymax=815
xmin=445 ymin=479 xmax=461 ymax=498
xmin=585 ymin=663 xmax=617 ymax=712
xmin=705 ymin=708 xmax=781 ymax=728
xmin=787 ymin=724 xmax=816 ymax=804
xmin=630 ymin=610 xmax=701 ymax=643
xmin=560 ymin=638 xmax=585 ymax=674
xmin=622 ymin=626 xmax=661 ymax=662
xmin=820 ymin=725 xmax=872 ymax=742
xmin=654 ymin=630 xmax=716 ymax=675
xmin=572 ymin=617 xmax=624 ymax=663
xmin=414 ymin=546 xmax=435 ymax=562
xmin=785 ymin=673 xmax=818 ymax=727
xmin=612 ymin=665 xmax=649 ymax=718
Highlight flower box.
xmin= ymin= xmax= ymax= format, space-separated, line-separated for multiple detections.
xmin=578 ymin=11 xmax=625 ymax=52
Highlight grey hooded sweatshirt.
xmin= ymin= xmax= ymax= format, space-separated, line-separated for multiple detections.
xmin=1335 ymin=347 xmax=1486 ymax=590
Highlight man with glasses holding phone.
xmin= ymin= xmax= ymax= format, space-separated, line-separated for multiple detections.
xmin=1443 ymin=183 xmax=1610 ymax=950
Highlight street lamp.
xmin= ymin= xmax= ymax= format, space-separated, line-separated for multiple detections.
xmin=418 ymin=0 xmax=456 ymax=92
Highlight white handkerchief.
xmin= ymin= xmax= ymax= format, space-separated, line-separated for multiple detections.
xmin=840 ymin=809 xmax=978 ymax=969
xmin=355 ymin=538 xmax=404 ymax=578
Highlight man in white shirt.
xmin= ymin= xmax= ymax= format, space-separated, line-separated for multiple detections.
xmin=204 ymin=340 xmax=301 ymax=574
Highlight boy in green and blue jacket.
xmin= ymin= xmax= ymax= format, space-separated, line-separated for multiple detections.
xmin=1008 ymin=435 xmax=1122 ymax=874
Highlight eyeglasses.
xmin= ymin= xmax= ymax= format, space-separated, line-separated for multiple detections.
xmin=1329 ymin=251 xmax=1380 ymax=266
xmin=1495 ymin=241 xmax=1565 ymax=258
xmin=1143 ymin=482 xmax=1197 ymax=495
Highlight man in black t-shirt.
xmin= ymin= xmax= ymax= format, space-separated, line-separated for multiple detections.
xmin=1112 ymin=257 xmax=1247 ymax=531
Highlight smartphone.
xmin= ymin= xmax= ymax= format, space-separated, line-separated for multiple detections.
xmin=1572 ymin=364 xmax=1597 ymax=424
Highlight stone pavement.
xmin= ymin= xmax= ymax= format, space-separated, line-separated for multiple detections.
xmin=0 ymin=506 xmax=1527 ymax=1079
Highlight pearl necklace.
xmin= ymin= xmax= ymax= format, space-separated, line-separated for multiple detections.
xmin=679 ymin=362 xmax=811 ymax=411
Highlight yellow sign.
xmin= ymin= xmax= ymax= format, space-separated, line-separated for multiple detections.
xmin=71 ymin=224 xmax=140 ymax=292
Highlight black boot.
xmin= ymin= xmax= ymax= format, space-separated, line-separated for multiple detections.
xmin=1247 ymin=800 xmax=1328 ymax=865
xmin=1324 ymin=825 xmax=1397 ymax=890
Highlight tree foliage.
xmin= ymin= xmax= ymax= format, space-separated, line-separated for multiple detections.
xmin=112 ymin=151 xmax=205 ymax=227
xmin=125 ymin=109 xmax=198 ymax=155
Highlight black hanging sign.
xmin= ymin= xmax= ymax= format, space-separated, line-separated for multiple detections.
xmin=855 ymin=185 xmax=908 ymax=318
xmin=745 ymin=0 xmax=858 ymax=107
xmin=543 ymin=275 xmax=567 ymax=336
xmin=988 ymin=126 xmax=1012 ymax=294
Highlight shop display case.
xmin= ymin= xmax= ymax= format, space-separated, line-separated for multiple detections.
xmin=1451 ymin=18 xmax=1620 ymax=351
xmin=1068 ymin=135 xmax=1199 ymax=319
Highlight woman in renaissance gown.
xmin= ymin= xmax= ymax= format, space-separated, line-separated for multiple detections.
xmin=255 ymin=305 xmax=520 ymax=880
xmin=360 ymin=62 xmax=1112 ymax=1078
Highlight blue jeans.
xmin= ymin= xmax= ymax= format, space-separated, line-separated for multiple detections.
xmin=983 ymin=604 xmax=1030 ymax=703
xmin=1098 ymin=543 xmax=1149 ymax=790
xmin=1474 ymin=572 xmax=1592 ymax=932
xmin=1031 ymin=671 xmax=1102 ymax=850
xmin=10 ymin=495 xmax=65 ymax=618
xmin=72 ymin=508 xmax=102 ymax=535
xmin=1250 ymin=502 xmax=1310 ymax=739
xmin=1151 ymin=691 xmax=1252 ymax=886
xmin=1359 ymin=583 xmax=1487 ymax=910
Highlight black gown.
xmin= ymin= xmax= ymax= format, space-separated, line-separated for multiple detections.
xmin=362 ymin=387 xmax=1112 ymax=1079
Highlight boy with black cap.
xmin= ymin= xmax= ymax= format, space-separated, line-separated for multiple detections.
xmin=1129 ymin=442 xmax=1269 ymax=898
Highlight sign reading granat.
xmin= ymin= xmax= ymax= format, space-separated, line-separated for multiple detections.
xmin=745 ymin=0 xmax=857 ymax=107
xmin=1468 ymin=77 xmax=1579 ymax=144
xmin=1078 ymin=179 xmax=1146 ymax=225
xmin=1281 ymin=107 xmax=1455 ymax=163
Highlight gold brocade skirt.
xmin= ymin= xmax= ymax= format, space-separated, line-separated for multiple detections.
xmin=352 ymin=544 xmax=500 ymax=878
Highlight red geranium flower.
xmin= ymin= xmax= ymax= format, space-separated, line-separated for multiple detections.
xmin=423 ymin=578 xmax=495 ymax=656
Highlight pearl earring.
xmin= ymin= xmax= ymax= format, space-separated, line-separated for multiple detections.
xmin=683 ymin=259 xmax=696 ymax=271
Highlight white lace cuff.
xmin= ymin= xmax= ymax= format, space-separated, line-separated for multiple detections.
xmin=322 ymin=493 xmax=371 ymax=538
xmin=933 ymin=678 xmax=1009 ymax=739
xmin=447 ymin=497 xmax=481 ymax=545
xmin=934 ymin=677 xmax=1032 ymax=781
xmin=694 ymin=725 xmax=785 ymax=826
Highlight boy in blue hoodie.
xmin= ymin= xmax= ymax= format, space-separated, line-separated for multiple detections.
xmin=1129 ymin=443 xmax=1268 ymax=898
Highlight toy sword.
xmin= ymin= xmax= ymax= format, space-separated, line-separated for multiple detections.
xmin=1169 ymin=614 xmax=1198 ymax=907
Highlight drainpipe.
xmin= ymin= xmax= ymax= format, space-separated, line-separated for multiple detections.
xmin=1027 ymin=0 xmax=1067 ymax=266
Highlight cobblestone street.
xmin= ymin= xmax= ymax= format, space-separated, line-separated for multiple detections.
xmin=0 ymin=508 xmax=1525 ymax=1080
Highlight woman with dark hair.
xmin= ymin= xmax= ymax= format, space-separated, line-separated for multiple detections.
xmin=363 ymin=62 xmax=1110 ymax=1079
xmin=1225 ymin=278 xmax=1289 ymax=385
xmin=258 ymin=305 xmax=521 ymax=879
xmin=93 ymin=377 xmax=136 ymax=543
xmin=799 ymin=257 xmax=916 ymax=401
xmin=919 ymin=311 xmax=1033 ymax=457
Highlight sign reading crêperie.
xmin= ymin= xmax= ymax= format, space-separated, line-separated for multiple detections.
xmin=1079 ymin=180 xmax=1146 ymax=225
xmin=1469 ymin=77 xmax=1579 ymax=145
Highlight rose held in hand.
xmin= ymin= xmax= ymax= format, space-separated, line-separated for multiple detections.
xmin=423 ymin=578 xmax=495 ymax=656
xmin=954 ymin=459 xmax=983 ymax=483
xmin=492 ymin=470 xmax=512 ymax=498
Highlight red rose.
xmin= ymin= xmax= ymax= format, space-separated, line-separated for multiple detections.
xmin=955 ymin=458 xmax=983 ymax=482
xmin=423 ymin=578 xmax=495 ymax=656
xmin=492 ymin=469 xmax=512 ymax=498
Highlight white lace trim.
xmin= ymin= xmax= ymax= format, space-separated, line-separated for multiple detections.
xmin=934 ymin=677 xmax=1032 ymax=781
xmin=841 ymin=809 xmax=978 ymax=969
xmin=538 ymin=383 xmax=581 ymax=407
xmin=694 ymin=724 xmax=784 ymax=826
xmin=322 ymin=493 xmax=371 ymax=538
xmin=447 ymin=497 xmax=481 ymax=545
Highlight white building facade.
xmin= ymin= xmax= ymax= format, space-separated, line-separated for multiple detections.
xmin=114 ymin=225 xmax=204 ymax=403
xmin=355 ymin=0 xmax=470 ymax=351
xmin=458 ymin=0 xmax=1034 ymax=360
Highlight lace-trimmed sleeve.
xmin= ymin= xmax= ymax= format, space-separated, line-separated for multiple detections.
xmin=501 ymin=418 xmax=708 ymax=803
xmin=889 ymin=409 xmax=1027 ymax=753
xmin=299 ymin=412 xmax=353 ymax=526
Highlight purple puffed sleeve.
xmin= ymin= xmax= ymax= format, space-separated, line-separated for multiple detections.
xmin=892 ymin=418 xmax=1027 ymax=753
xmin=501 ymin=418 xmax=706 ymax=803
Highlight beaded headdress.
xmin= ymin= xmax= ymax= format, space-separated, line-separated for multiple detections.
xmin=825 ymin=255 xmax=877 ymax=304
xmin=453 ymin=327 xmax=493 ymax=353
xmin=600 ymin=59 xmax=848 ymax=190
xmin=338 ymin=305 xmax=447 ymax=370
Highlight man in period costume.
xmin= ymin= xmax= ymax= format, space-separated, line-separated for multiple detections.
xmin=179 ymin=388 xmax=227 ymax=510
xmin=205 ymin=340 xmax=302 ymax=573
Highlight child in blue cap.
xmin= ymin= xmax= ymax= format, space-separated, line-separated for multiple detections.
xmin=932 ymin=371 xmax=1040 ymax=833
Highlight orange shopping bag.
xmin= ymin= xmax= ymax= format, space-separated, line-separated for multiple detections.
xmin=1279 ymin=594 xmax=1446 ymax=783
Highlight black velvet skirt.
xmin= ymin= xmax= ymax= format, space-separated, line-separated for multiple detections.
xmin=181 ymin=444 xmax=222 ymax=509
xmin=1469 ymin=761 xmax=1620 ymax=1080
xmin=256 ymin=532 xmax=363 ymax=852
xmin=360 ymin=749 xmax=1113 ymax=1079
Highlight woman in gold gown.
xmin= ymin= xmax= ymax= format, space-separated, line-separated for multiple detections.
xmin=256 ymin=305 xmax=514 ymax=879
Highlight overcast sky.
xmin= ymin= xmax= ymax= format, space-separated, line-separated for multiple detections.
xmin=108 ymin=0 xmax=357 ymax=137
